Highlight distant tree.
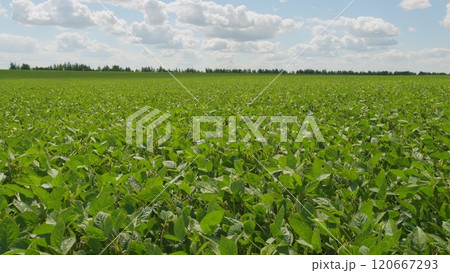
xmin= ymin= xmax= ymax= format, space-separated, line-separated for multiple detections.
xmin=185 ymin=68 xmax=198 ymax=73
xmin=7 ymin=62 xmax=447 ymax=75
xmin=157 ymin=66 xmax=166 ymax=72
xmin=112 ymin=65 xmax=122 ymax=71
xmin=20 ymin=63 xmax=31 ymax=70
xmin=394 ymin=71 xmax=416 ymax=75
xmin=141 ymin=66 xmax=155 ymax=72
xmin=9 ymin=62 xmax=19 ymax=70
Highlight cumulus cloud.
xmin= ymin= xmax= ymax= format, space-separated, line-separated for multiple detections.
xmin=201 ymin=38 xmax=279 ymax=53
xmin=323 ymin=16 xmax=400 ymax=51
xmin=9 ymin=0 xmax=302 ymax=50
xmin=0 ymin=34 xmax=37 ymax=52
xmin=255 ymin=15 xmax=402 ymax=66
xmin=167 ymin=0 xmax=302 ymax=41
xmin=51 ymin=32 xmax=114 ymax=53
xmin=130 ymin=22 xmax=197 ymax=48
xmin=285 ymin=18 xmax=397 ymax=58
xmin=143 ymin=0 xmax=168 ymax=25
xmin=399 ymin=0 xmax=431 ymax=10
xmin=336 ymin=17 xmax=399 ymax=38
xmin=442 ymin=4 xmax=450 ymax=27
xmin=9 ymin=0 xmax=195 ymax=48
xmin=9 ymin=0 xmax=129 ymax=35
xmin=10 ymin=0 xmax=100 ymax=28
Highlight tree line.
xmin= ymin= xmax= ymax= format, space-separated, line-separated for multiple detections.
xmin=9 ymin=62 xmax=448 ymax=75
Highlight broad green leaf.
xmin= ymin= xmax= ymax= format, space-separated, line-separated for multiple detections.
xmin=85 ymin=226 xmax=105 ymax=240
xmin=0 ymin=195 xmax=7 ymax=211
xmin=286 ymin=153 xmax=297 ymax=169
xmin=244 ymin=173 xmax=261 ymax=186
xmin=430 ymin=152 xmax=450 ymax=160
xmin=370 ymin=230 xmax=401 ymax=254
xmin=275 ymin=206 xmax=285 ymax=228
xmin=311 ymin=229 xmax=322 ymax=252
xmin=88 ymin=192 xmax=114 ymax=216
xmin=61 ymin=237 xmax=76 ymax=255
xmin=243 ymin=220 xmax=255 ymax=235
xmin=174 ymin=217 xmax=185 ymax=241
xmin=118 ymin=233 xmax=131 ymax=250
xmin=351 ymin=212 xmax=369 ymax=230
xmin=50 ymin=219 xmax=65 ymax=249
xmin=407 ymin=227 xmax=428 ymax=254
xmin=0 ymin=217 xmax=20 ymax=253
xmin=219 ymin=236 xmax=238 ymax=255
xmin=145 ymin=243 xmax=163 ymax=255
xmin=200 ymin=210 xmax=224 ymax=234
xmin=288 ymin=215 xmax=313 ymax=244
xmin=279 ymin=174 xmax=295 ymax=189
xmin=93 ymin=212 xmax=113 ymax=238
xmin=234 ymin=160 xmax=244 ymax=175
xmin=230 ymin=180 xmax=245 ymax=194
xmin=138 ymin=185 xmax=170 ymax=202
xmin=33 ymin=224 xmax=55 ymax=235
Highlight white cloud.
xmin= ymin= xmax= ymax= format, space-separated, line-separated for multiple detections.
xmin=413 ymin=48 xmax=450 ymax=58
xmin=262 ymin=15 xmax=402 ymax=67
xmin=8 ymin=0 xmax=301 ymax=51
xmin=201 ymin=38 xmax=279 ymax=53
xmin=442 ymin=4 xmax=450 ymax=27
xmin=399 ymin=0 xmax=431 ymax=10
xmin=93 ymin=12 xmax=128 ymax=35
xmin=288 ymin=27 xmax=342 ymax=57
xmin=334 ymin=16 xmax=399 ymax=38
xmin=408 ymin=27 xmax=416 ymax=32
xmin=34 ymin=32 xmax=124 ymax=65
xmin=79 ymin=0 xmax=143 ymax=10
xmin=143 ymin=0 xmax=168 ymax=25
xmin=51 ymin=32 xmax=114 ymax=54
xmin=374 ymin=49 xmax=409 ymax=61
xmin=0 ymin=4 xmax=7 ymax=17
xmin=0 ymin=34 xmax=37 ymax=52
xmin=130 ymin=22 xmax=196 ymax=48
xmin=167 ymin=0 xmax=302 ymax=41
xmin=9 ymin=0 xmax=110 ymax=28
xmin=304 ymin=17 xmax=400 ymax=52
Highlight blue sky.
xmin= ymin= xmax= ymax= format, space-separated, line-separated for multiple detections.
xmin=0 ymin=0 xmax=449 ymax=72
